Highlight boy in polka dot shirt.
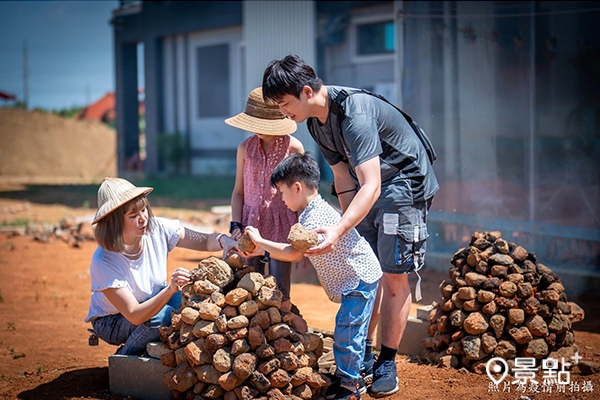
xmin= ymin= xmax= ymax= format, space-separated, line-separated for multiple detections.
xmin=244 ymin=152 xmax=382 ymax=400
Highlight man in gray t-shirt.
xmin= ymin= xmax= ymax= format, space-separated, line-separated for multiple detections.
xmin=263 ymin=54 xmax=439 ymax=398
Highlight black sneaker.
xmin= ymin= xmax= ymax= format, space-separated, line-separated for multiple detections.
xmin=325 ymin=373 xmax=340 ymax=400
xmin=333 ymin=386 xmax=361 ymax=400
xmin=326 ymin=375 xmax=366 ymax=399
xmin=370 ymin=358 xmax=399 ymax=397
xmin=357 ymin=377 xmax=367 ymax=395
xmin=361 ymin=352 xmax=375 ymax=385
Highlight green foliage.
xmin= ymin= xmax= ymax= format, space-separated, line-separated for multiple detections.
xmin=0 ymin=219 xmax=29 ymax=227
xmin=51 ymin=105 xmax=85 ymax=119
xmin=0 ymin=179 xmax=234 ymax=215
xmin=1 ymin=101 xmax=84 ymax=119
xmin=1 ymin=100 xmax=26 ymax=109
xmin=157 ymin=131 xmax=190 ymax=175
xmin=131 ymin=175 xmax=235 ymax=203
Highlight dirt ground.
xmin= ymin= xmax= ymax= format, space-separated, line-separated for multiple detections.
xmin=0 ymin=198 xmax=599 ymax=400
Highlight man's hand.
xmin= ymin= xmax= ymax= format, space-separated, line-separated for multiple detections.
xmin=304 ymin=225 xmax=344 ymax=256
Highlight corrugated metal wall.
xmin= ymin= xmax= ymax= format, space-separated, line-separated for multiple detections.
xmin=243 ymin=0 xmax=318 ymax=156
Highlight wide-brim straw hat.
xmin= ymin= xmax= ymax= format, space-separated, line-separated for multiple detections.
xmin=225 ymin=87 xmax=297 ymax=135
xmin=92 ymin=177 xmax=153 ymax=225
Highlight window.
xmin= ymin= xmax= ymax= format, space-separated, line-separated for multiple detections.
xmin=196 ymin=44 xmax=230 ymax=118
xmin=350 ymin=14 xmax=396 ymax=64
xmin=357 ymin=20 xmax=395 ymax=55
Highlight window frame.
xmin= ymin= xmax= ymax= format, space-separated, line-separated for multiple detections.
xmin=349 ymin=13 xmax=396 ymax=64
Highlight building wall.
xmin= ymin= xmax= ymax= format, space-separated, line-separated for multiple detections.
xmin=114 ymin=1 xmax=600 ymax=292
xmin=112 ymin=1 xmax=243 ymax=175
xmin=243 ymin=0 xmax=318 ymax=159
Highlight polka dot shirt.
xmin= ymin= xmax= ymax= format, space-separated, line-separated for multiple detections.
xmin=299 ymin=195 xmax=382 ymax=303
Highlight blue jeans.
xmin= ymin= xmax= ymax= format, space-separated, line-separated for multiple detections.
xmin=91 ymin=291 xmax=181 ymax=356
xmin=334 ymin=279 xmax=378 ymax=388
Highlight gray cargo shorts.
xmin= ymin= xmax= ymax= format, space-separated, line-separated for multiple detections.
xmin=357 ymin=199 xmax=432 ymax=274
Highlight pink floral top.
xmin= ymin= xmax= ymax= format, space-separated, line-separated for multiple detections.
xmin=242 ymin=135 xmax=298 ymax=243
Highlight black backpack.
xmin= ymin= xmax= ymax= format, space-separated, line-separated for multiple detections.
xmin=329 ymin=88 xmax=438 ymax=165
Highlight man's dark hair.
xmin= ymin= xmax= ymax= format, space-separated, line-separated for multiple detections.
xmin=270 ymin=152 xmax=320 ymax=190
xmin=262 ymin=54 xmax=323 ymax=102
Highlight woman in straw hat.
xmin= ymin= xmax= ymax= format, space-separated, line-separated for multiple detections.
xmin=84 ymin=177 xmax=236 ymax=355
xmin=226 ymin=87 xmax=304 ymax=301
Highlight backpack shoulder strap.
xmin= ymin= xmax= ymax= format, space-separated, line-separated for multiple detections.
xmin=330 ymin=88 xmax=351 ymax=117
xmin=329 ymin=88 xmax=437 ymax=165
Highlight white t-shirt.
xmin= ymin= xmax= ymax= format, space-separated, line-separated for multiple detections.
xmin=84 ymin=217 xmax=182 ymax=322
xmin=299 ymin=195 xmax=382 ymax=303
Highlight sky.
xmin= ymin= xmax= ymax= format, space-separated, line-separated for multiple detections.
xmin=0 ymin=0 xmax=122 ymax=111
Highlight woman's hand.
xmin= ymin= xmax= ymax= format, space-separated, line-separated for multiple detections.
xmin=220 ymin=235 xmax=238 ymax=260
xmin=169 ymin=267 xmax=190 ymax=291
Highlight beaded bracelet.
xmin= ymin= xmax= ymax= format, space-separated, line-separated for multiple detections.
xmin=216 ymin=233 xmax=225 ymax=249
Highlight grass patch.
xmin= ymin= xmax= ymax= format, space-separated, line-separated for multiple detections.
xmin=0 ymin=219 xmax=30 ymax=227
xmin=0 ymin=176 xmax=236 ymax=211
xmin=7 ymin=347 xmax=25 ymax=359
xmin=133 ymin=175 xmax=235 ymax=201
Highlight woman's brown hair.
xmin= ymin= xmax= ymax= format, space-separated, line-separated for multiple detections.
xmin=94 ymin=195 xmax=154 ymax=253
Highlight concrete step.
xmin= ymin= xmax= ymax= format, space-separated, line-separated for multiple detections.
xmin=396 ymin=305 xmax=431 ymax=357
xmin=109 ymin=354 xmax=173 ymax=400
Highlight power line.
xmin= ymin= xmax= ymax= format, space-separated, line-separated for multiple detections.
xmin=23 ymin=41 xmax=28 ymax=110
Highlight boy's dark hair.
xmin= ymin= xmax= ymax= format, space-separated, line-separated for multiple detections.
xmin=270 ymin=152 xmax=320 ymax=190
xmin=262 ymin=54 xmax=323 ymax=103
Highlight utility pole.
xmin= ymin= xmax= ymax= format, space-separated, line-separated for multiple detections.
xmin=23 ymin=40 xmax=29 ymax=110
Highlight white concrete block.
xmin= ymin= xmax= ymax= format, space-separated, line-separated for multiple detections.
xmin=397 ymin=316 xmax=429 ymax=356
xmin=109 ymin=355 xmax=173 ymax=400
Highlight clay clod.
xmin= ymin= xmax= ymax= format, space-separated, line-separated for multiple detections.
xmin=238 ymin=233 xmax=257 ymax=253
xmin=287 ymin=223 xmax=318 ymax=253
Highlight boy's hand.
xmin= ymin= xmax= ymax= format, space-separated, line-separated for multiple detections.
xmin=244 ymin=226 xmax=262 ymax=243
xmin=242 ymin=226 xmax=266 ymax=257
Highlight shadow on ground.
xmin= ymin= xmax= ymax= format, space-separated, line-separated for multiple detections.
xmin=17 ymin=367 xmax=115 ymax=400
xmin=0 ymin=184 xmax=98 ymax=208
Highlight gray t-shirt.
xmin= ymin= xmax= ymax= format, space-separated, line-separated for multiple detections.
xmin=307 ymin=85 xmax=439 ymax=207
